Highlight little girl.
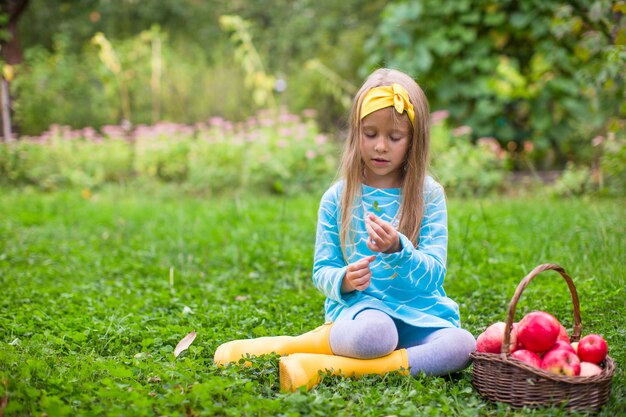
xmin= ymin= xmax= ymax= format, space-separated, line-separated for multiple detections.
xmin=214 ymin=68 xmax=476 ymax=391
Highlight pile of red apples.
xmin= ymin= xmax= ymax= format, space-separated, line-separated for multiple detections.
xmin=476 ymin=311 xmax=608 ymax=377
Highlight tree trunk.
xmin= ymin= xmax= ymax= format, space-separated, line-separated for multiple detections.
xmin=1 ymin=77 xmax=12 ymax=142
xmin=1 ymin=0 xmax=29 ymax=65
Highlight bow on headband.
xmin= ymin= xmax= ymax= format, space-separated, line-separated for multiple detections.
xmin=360 ymin=83 xmax=415 ymax=126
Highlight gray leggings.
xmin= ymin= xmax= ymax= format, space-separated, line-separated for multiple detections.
xmin=329 ymin=309 xmax=476 ymax=376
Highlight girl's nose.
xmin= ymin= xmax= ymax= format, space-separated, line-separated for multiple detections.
xmin=374 ymin=138 xmax=387 ymax=153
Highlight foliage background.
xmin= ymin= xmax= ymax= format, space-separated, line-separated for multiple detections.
xmin=4 ymin=0 xmax=624 ymax=169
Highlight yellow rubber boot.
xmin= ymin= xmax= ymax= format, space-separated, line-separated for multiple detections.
xmin=213 ymin=323 xmax=333 ymax=366
xmin=279 ymin=349 xmax=409 ymax=392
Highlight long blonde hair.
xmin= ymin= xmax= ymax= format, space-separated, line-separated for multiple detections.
xmin=338 ymin=68 xmax=430 ymax=256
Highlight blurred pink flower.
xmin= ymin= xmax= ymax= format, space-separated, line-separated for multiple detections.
xmin=478 ymin=137 xmax=507 ymax=159
xmin=256 ymin=109 xmax=273 ymax=118
xmin=279 ymin=112 xmax=300 ymax=124
xmin=259 ymin=118 xmax=275 ymax=127
xmin=477 ymin=137 xmax=501 ymax=152
xmin=68 ymin=130 xmax=82 ymax=140
xmin=81 ymin=127 xmax=98 ymax=141
xmin=592 ymin=136 xmax=604 ymax=147
xmin=209 ymin=116 xmax=226 ymax=127
xmin=133 ymin=124 xmax=151 ymax=139
xmin=101 ymin=125 xmax=126 ymax=139
xmin=306 ymin=150 xmax=317 ymax=159
xmin=302 ymin=108 xmax=318 ymax=118
xmin=452 ymin=125 xmax=472 ymax=137
xmin=315 ymin=134 xmax=328 ymax=145
xmin=430 ymin=110 xmax=450 ymax=125
xmin=278 ymin=127 xmax=292 ymax=137
xmin=523 ymin=140 xmax=534 ymax=153
xmin=246 ymin=117 xmax=258 ymax=128
xmin=295 ymin=126 xmax=308 ymax=141
xmin=276 ymin=139 xmax=288 ymax=148
xmin=222 ymin=121 xmax=234 ymax=132
xmin=37 ymin=132 xmax=52 ymax=143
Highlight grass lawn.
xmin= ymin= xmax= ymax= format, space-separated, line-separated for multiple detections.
xmin=0 ymin=185 xmax=624 ymax=416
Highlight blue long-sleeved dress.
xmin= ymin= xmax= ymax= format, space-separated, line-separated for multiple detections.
xmin=312 ymin=177 xmax=460 ymax=329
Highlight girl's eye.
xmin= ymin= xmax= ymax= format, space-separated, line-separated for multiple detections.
xmin=390 ymin=136 xmax=403 ymax=142
xmin=363 ymin=132 xmax=376 ymax=138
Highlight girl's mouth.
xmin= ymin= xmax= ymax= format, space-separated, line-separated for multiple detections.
xmin=372 ymin=158 xmax=390 ymax=166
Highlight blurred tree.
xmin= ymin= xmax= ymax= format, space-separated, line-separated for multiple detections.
xmin=18 ymin=1 xmax=225 ymax=51
xmin=364 ymin=0 xmax=625 ymax=166
xmin=17 ymin=0 xmax=384 ymax=70
xmin=1 ymin=0 xmax=29 ymax=64
xmin=12 ymin=0 xmax=386 ymax=133
xmin=0 ymin=0 xmax=29 ymax=141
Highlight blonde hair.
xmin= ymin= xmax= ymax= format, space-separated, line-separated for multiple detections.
xmin=338 ymin=68 xmax=430 ymax=256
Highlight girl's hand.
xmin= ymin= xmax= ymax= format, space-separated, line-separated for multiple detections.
xmin=341 ymin=255 xmax=376 ymax=293
xmin=365 ymin=213 xmax=401 ymax=254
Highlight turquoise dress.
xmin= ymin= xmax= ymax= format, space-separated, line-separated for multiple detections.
xmin=312 ymin=177 xmax=460 ymax=329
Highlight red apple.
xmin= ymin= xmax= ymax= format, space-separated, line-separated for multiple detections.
xmin=557 ymin=324 xmax=569 ymax=342
xmin=541 ymin=349 xmax=581 ymax=376
xmin=476 ymin=322 xmax=518 ymax=354
xmin=511 ymin=349 xmax=542 ymax=368
xmin=512 ymin=322 xmax=522 ymax=351
xmin=577 ymin=334 xmax=608 ymax=364
xmin=544 ymin=340 xmax=577 ymax=356
xmin=579 ymin=361 xmax=603 ymax=377
xmin=517 ymin=311 xmax=561 ymax=353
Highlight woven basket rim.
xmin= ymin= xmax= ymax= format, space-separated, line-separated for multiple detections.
xmin=471 ymin=352 xmax=616 ymax=384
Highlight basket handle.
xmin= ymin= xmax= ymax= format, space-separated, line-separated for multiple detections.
xmin=501 ymin=263 xmax=582 ymax=356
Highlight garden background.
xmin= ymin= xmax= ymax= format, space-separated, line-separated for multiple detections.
xmin=0 ymin=1 xmax=624 ymax=416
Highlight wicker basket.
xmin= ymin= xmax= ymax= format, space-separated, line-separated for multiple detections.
xmin=470 ymin=264 xmax=615 ymax=411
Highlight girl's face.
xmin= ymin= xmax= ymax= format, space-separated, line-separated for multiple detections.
xmin=359 ymin=107 xmax=411 ymax=188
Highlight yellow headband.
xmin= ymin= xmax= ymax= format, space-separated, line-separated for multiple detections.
xmin=360 ymin=83 xmax=415 ymax=126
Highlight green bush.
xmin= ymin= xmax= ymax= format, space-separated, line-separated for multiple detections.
xmin=0 ymin=109 xmax=521 ymax=196
xmin=549 ymin=162 xmax=594 ymax=197
xmin=599 ymin=135 xmax=626 ymax=197
xmin=0 ymin=112 xmax=340 ymax=196
xmin=12 ymin=40 xmax=114 ymax=135
xmin=12 ymin=30 xmax=255 ymax=135
xmin=365 ymin=0 xmax=625 ymax=167
xmin=133 ymin=126 xmax=193 ymax=183
xmin=0 ymin=131 xmax=132 ymax=190
xmin=188 ymin=113 xmax=338 ymax=195
xmin=430 ymin=115 xmax=510 ymax=197
xmin=547 ymin=134 xmax=625 ymax=197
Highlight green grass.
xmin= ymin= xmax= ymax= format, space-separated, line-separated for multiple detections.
xmin=0 ymin=186 xmax=624 ymax=416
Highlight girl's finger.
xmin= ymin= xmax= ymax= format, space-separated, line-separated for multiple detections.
xmin=353 ymin=274 xmax=372 ymax=290
xmin=368 ymin=221 xmax=389 ymax=242
xmin=348 ymin=260 xmax=364 ymax=272
xmin=352 ymin=267 xmax=372 ymax=280
xmin=354 ymin=255 xmax=375 ymax=269
xmin=369 ymin=213 xmax=395 ymax=234
xmin=353 ymin=272 xmax=372 ymax=284
xmin=366 ymin=239 xmax=381 ymax=252
xmin=365 ymin=221 xmax=383 ymax=243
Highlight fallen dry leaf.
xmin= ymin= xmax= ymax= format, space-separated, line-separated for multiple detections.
xmin=174 ymin=331 xmax=197 ymax=358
